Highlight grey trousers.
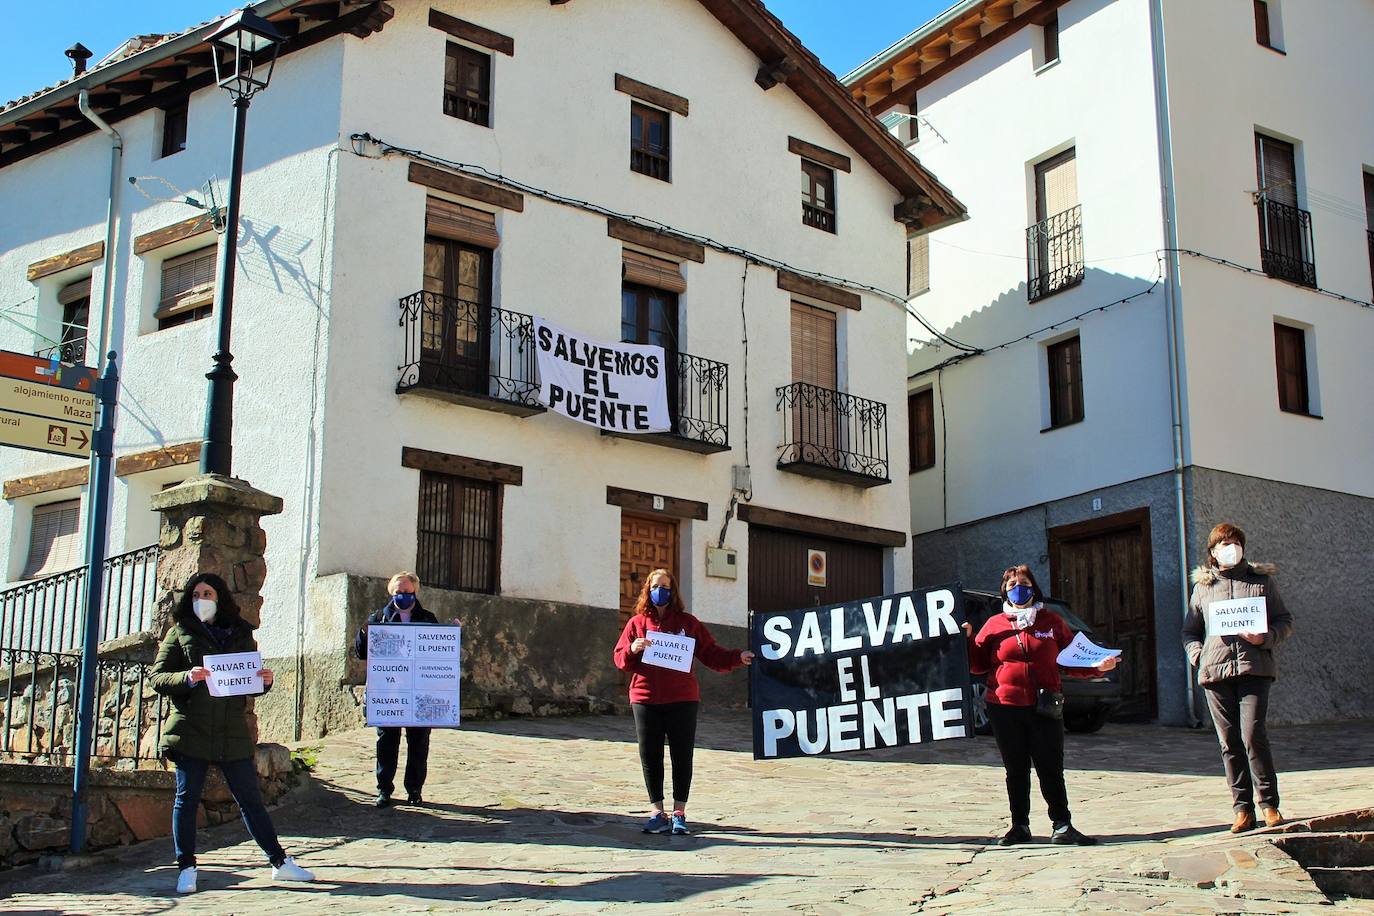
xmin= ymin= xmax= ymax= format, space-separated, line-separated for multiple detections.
xmin=1204 ymin=675 xmax=1279 ymax=813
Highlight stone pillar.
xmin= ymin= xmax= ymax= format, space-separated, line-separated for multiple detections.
xmin=150 ymin=474 xmax=284 ymax=740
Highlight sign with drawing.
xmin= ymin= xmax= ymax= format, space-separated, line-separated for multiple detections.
xmin=365 ymin=624 xmax=462 ymax=728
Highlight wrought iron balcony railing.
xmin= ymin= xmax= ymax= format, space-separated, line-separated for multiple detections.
xmin=1256 ymin=198 xmax=1317 ymax=287
xmin=776 ymin=382 xmax=889 ymax=487
xmin=613 ymin=350 xmax=729 ymax=453
xmin=1027 ymin=205 xmax=1085 ymax=302
xmin=35 ymin=323 xmax=89 ymax=365
xmin=0 ymin=545 xmax=158 ymax=655
xmin=397 ymin=290 xmax=543 ymax=416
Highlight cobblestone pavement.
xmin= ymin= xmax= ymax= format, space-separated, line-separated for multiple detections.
xmin=3 ymin=712 xmax=1373 ymax=914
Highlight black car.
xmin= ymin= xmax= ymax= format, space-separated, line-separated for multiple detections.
xmin=963 ymin=589 xmax=1122 ymax=735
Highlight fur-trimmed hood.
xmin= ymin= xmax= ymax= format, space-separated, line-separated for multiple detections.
xmin=1191 ymin=562 xmax=1277 ymax=586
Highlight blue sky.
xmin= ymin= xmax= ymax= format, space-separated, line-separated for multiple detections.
xmin=0 ymin=1 xmax=949 ymax=106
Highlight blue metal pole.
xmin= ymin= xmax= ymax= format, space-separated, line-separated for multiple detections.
xmin=70 ymin=353 xmax=118 ymax=854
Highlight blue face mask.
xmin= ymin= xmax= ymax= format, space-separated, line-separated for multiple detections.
xmin=392 ymin=592 xmax=416 ymax=610
xmin=649 ymin=586 xmax=672 ymax=608
xmin=1007 ymin=584 xmax=1034 ymax=607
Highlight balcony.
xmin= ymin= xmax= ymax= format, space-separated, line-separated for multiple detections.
xmin=35 ymin=323 xmax=88 ymax=366
xmin=776 ymin=382 xmax=889 ymax=487
xmin=1256 ymin=198 xmax=1317 ymax=288
xmin=1027 ymin=205 xmax=1084 ymax=302
xmin=396 ymin=290 xmax=543 ymax=417
xmin=605 ymin=350 xmax=729 ymax=453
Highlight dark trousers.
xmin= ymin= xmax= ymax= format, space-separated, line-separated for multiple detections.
xmin=631 ymin=701 xmax=699 ymax=805
xmin=987 ymin=703 xmax=1072 ymax=828
xmin=376 ymin=726 xmax=431 ymax=797
xmin=1204 ymin=676 xmax=1279 ymax=813
xmin=171 ymin=753 xmax=285 ymax=869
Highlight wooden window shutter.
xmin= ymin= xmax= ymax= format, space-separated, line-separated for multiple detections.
xmin=790 ymin=301 xmax=837 ymax=390
xmin=1273 ymin=323 xmax=1308 ymax=413
xmin=58 ymin=278 xmax=92 ymax=306
xmin=908 ymin=233 xmax=930 ymax=296
xmin=1047 ymin=336 xmax=1084 ymax=427
xmin=909 ymin=388 xmax=935 ymax=471
xmin=621 ymin=249 xmax=686 ymax=294
xmin=23 ymin=499 xmax=82 ymax=579
xmin=1253 ymin=0 xmax=1272 ymax=47
xmin=156 ymin=245 xmax=217 ymax=320
xmin=426 ymin=197 xmax=499 ymax=248
xmin=1362 ymin=171 xmax=1374 ymax=230
xmin=1036 ymin=148 xmax=1078 ymax=221
xmin=1255 ymin=135 xmax=1297 ymax=206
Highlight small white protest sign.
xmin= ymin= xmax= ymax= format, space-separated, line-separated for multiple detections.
xmin=204 ymin=651 xmax=264 ymax=697
xmin=1206 ymin=597 xmax=1268 ymax=636
xmin=643 ymin=633 xmax=696 ymax=673
xmin=1056 ymin=632 xmax=1122 ymax=668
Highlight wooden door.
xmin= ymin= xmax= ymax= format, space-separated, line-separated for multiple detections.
xmin=618 ymin=513 xmax=679 ymax=622
xmin=790 ymin=302 xmax=839 ymax=466
xmin=1048 ymin=508 xmax=1157 ymax=719
xmin=747 ymin=527 xmax=883 ymax=616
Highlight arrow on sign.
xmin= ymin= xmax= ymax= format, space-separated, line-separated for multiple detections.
xmin=73 ymin=429 xmax=89 ymax=451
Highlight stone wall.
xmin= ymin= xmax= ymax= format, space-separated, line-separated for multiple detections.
xmin=0 ymin=744 xmax=295 ymax=868
xmin=255 ymin=573 xmax=750 ymax=741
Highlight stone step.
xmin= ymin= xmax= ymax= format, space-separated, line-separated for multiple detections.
xmin=1276 ymin=832 xmax=1374 ymax=869
xmin=1305 ymin=865 xmax=1374 ymax=900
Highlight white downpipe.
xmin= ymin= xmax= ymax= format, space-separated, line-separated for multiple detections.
xmin=1147 ymin=0 xmax=1200 ymax=727
xmin=76 ymin=90 xmax=122 ymax=359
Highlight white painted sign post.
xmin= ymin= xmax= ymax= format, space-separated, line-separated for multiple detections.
xmin=204 ymin=651 xmax=264 ymax=697
xmin=365 ymin=624 xmax=462 ymax=728
xmin=1056 ymin=632 xmax=1122 ymax=668
xmin=642 ymin=633 xmax=696 ymax=673
xmin=1206 ymin=597 xmax=1268 ymax=636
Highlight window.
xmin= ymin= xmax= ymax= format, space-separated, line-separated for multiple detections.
xmin=416 ymin=470 xmax=499 ymax=594
xmin=156 ymin=245 xmax=216 ymax=330
xmin=906 ymin=94 xmax=919 ymax=143
xmin=444 ymin=42 xmax=491 ymax=127
xmin=1047 ymin=335 xmax=1084 ymax=428
xmin=1363 ymin=171 xmax=1374 ymax=295
xmin=22 ymin=499 xmax=82 ymax=580
xmin=620 ymin=283 xmax=679 ymax=351
xmin=1273 ymin=323 xmax=1310 ymax=415
xmin=421 ymin=232 xmax=493 ymax=394
xmin=630 ymin=102 xmax=670 ymax=181
xmin=801 ymin=159 xmax=836 ymax=233
xmin=1255 ymin=133 xmax=1315 ymax=286
xmin=909 ymin=388 xmax=935 ymax=472
xmin=56 ymin=278 xmax=90 ymax=364
xmin=160 ymin=101 xmax=187 ymax=158
xmin=1043 ymin=13 xmax=1060 ymax=65
xmin=907 ymin=233 xmax=930 ymax=297
xmin=1029 ymin=148 xmax=1083 ymax=300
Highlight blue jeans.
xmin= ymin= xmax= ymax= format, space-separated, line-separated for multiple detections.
xmin=171 ymin=752 xmax=286 ymax=869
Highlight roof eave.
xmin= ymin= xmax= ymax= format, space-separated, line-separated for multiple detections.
xmin=841 ymin=0 xmax=984 ymax=86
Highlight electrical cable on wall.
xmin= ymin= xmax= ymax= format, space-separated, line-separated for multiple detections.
xmin=717 ymin=260 xmax=753 ymax=550
xmin=1167 ymin=247 xmax=1373 ymax=311
xmin=348 ymin=132 xmax=980 ymax=354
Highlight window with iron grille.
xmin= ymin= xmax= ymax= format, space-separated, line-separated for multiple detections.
xmin=156 ymin=245 xmax=216 ymax=330
xmin=630 ymin=102 xmax=670 ymax=181
xmin=1273 ymin=323 xmax=1310 ymax=415
xmin=801 ymin=159 xmax=836 ymax=233
xmin=55 ymin=278 xmax=90 ymax=364
xmin=908 ymin=388 xmax=935 ymax=472
xmin=1255 ymin=133 xmax=1315 ymax=286
xmin=416 ymin=471 xmax=499 ymax=594
xmin=160 ymin=101 xmax=188 ymax=158
xmin=1047 ymin=336 xmax=1084 ymax=428
xmin=23 ymin=499 xmax=82 ymax=579
xmin=444 ymin=42 xmax=491 ymax=127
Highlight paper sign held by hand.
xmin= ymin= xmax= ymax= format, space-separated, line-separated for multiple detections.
xmin=1206 ymin=597 xmax=1268 ymax=636
xmin=204 ymin=651 xmax=264 ymax=697
xmin=643 ymin=633 xmax=696 ymax=673
xmin=1056 ymin=632 xmax=1122 ymax=668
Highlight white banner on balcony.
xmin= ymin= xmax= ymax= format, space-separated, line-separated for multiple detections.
xmin=533 ymin=318 xmax=671 ymax=434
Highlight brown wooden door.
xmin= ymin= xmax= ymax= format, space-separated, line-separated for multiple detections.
xmin=790 ymin=302 xmax=839 ymax=466
xmin=747 ymin=526 xmax=883 ymax=616
xmin=619 ymin=513 xmax=679 ymax=622
xmin=1048 ymin=508 xmax=1157 ymax=719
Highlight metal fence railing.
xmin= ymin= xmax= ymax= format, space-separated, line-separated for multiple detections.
xmin=0 ymin=545 xmax=159 ymax=655
xmin=1257 ymin=197 xmax=1317 ymax=288
xmin=1027 ymin=205 xmax=1085 ymax=302
xmin=776 ymin=381 xmax=889 ymax=485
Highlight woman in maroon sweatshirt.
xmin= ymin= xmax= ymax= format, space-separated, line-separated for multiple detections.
xmin=968 ymin=565 xmax=1118 ymax=847
xmin=612 ymin=568 xmax=753 ymax=836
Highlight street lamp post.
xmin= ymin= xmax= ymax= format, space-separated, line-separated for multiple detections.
xmin=201 ymin=10 xmax=283 ymax=476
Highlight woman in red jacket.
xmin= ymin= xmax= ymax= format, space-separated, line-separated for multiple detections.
xmin=612 ymin=568 xmax=753 ymax=836
xmin=968 ymin=565 xmax=1118 ymax=846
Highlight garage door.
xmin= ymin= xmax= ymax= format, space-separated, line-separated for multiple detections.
xmin=748 ymin=526 xmax=884 ymax=616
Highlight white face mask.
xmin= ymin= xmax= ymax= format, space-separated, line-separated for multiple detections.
xmin=193 ymin=598 xmax=217 ymax=623
xmin=1213 ymin=543 xmax=1243 ymax=568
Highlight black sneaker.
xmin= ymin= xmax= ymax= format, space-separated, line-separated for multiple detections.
xmin=1051 ymin=823 xmax=1098 ymax=845
xmin=407 ymin=792 xmax=423 ymax=805
xmin=998 ymin=824 xmax=1032 ymax=846
xmin=374 ymin=793 xmax=393 ymax=808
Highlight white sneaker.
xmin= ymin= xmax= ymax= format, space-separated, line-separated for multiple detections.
xmin=271 ymin=856 xmax=315 ymax=882
xmin=176 ymin=866 xmax=198 ymax=894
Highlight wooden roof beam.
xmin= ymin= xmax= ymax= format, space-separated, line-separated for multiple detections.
xmin=756 ymin=55 xmax=798 ymax=90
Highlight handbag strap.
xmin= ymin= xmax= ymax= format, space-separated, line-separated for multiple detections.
xmin=1015 ymin=631 xmax=1041 ymax=693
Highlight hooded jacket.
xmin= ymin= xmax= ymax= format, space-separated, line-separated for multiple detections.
xmin=612 ymin=607 xmax=744 ymax=704
xmin=149 ymin=605 xmax=267 ymax=763
xmin=1181 ymin=561 xmax=1293 ymax=686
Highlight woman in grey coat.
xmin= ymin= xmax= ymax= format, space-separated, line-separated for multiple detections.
xmin=1182 ymin=522 xmax=1293 ymax=833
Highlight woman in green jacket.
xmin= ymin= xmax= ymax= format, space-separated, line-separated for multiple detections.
xmin=150 ymin=572 xmax=315 ymax=894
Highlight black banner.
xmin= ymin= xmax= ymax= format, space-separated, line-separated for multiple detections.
xmin=749 ymin=583 xmax=974 ymax=760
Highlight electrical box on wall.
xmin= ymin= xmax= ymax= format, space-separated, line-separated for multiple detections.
xmin=706 ymin=546 xmax=738 ymax=579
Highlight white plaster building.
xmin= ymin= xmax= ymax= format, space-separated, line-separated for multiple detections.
xmin=0 ymin=0 xmax=965 ymax=738
xmin=846 ymin=0 xmax=1374 ymax=726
